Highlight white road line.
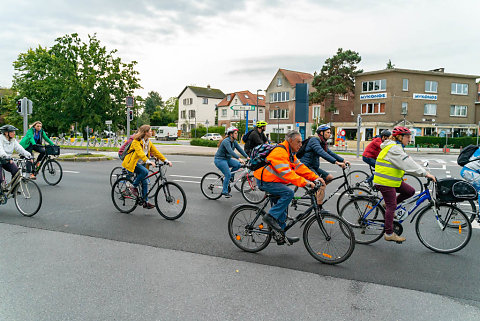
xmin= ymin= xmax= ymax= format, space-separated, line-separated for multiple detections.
xmin=169 ymin=174 xmax=203 ymax=179
xmin=446 ymin=171 xmax=451 ymax=174
xmin=437 ymin=159 xmax=446 ymax=164
xmin=472 ymin=221 xmax=480 ymax=229
xmin=446 ymin=175 xmax=451 ymax=178
xmin=172 ymin=179 xmax=200 ymax=184
xmin=63 ymin=170 xmax=80 ymax=174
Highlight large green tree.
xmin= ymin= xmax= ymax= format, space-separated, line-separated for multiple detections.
xmin=311 ymin=48 xmax=362 ymax=122
xmin=11 ymin=33 xmax=141 ymax=135
xmin=150 ymin=97 xmax=178 ymax=126
xmin=144 ymin=91 xmax=163 ymax=116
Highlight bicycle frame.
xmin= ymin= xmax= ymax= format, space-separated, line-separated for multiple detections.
xmin=136 ymin=164 xmax=169 ymax=201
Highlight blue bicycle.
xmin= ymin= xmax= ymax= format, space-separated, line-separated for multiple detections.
xmin=339 ymin=178 xmax=472 ymax=253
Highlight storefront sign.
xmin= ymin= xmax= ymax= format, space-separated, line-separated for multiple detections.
xmin=413 ymin=93 xmax=437 ymax=100
xmin=360 ymin=93 xmax=387 ymax=100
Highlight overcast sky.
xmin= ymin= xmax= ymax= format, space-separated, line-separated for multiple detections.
xmin=1 ymin=0 xmax=479 ymax=99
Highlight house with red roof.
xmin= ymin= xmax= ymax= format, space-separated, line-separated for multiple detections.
xmin=217 ymin=90 xmax=266 ymax=128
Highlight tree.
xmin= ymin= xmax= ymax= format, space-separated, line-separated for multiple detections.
xmin=386 ymin=59 xmax=395 ymax=69
xmin=149 ymin=97 xmax=178 ymax=126
xmin=311 ymin=48 xmax=362 ymax=123
xmin=11 ymin=33 xmax=141 ymax=136
xmin=144 ymin=91 xmax=163 ymax=116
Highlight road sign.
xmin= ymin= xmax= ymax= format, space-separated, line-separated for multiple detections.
xmin=125 ymin=96 xmax=134 ymax=108
xmin=230 ymin=105 xmax=255 ymax=111
xmin=105 ymin=120 xmax=112 ymax=125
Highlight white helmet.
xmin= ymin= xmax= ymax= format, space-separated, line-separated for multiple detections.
xmin=226 ymin=126 xmax=239 ymax=135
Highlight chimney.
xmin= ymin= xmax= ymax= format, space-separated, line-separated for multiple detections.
xmin=207 ymin=84 xmax=211 ymax=90
xmin=430 ymin=68 xmax=445 ymax=73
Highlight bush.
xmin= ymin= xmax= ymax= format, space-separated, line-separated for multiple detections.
xmin=415 ymin=136 xmax=478 ymax=148
xmin=190 ymin=138 xmax=219 ymax=147
xmin=270 ymin=133 xmax=286 ymax=143
xmin=190 ymin=126 xmax=225 ymax=138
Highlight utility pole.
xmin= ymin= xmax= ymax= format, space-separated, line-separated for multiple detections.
xmin=356 ymin=114 xmax=362 ymax=158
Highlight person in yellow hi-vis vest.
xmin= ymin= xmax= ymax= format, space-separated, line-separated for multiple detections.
xmin=373 ymin=126 xmax=436 ymax=243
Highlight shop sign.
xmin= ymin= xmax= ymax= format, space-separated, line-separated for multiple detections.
xmin=360 ymin=93 xmax=387 ymax=100
xmin=413 ymin=93 xmax=437 ymax=100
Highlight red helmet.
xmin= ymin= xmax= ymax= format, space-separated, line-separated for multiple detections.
xmin=392 ymin=126 xmax=411 ymax=137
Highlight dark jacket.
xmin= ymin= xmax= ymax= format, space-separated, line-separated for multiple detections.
xmin=245 ymin=128 xmax=267 ymax=155
xmin=300 ymin=136 xmax=344 ymax=170
xmin=215 ymin=138 xmax=248 ymax=160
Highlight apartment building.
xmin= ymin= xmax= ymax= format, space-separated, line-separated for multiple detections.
xmin=217 ymin=90 xmax=266 ymax=128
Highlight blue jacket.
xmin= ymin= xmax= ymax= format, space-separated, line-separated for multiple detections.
xmin=300 ymin=136 xmax=344 ymax=170
xmin=215 ymin=138 xmax=248 ymax=160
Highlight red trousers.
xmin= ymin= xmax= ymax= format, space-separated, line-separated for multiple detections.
xmin=375 ymin=182 xmax=415 ymax=234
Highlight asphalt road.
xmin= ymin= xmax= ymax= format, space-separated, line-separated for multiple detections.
xmin=0 ymin=153 xmax=479 ymax=309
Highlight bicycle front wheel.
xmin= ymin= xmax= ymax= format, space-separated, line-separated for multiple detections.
xmin=228 ymin=205 xmax=272 ymax=253
xmin=200 ymin=172 xmax=223 ymax=200
xmin=346 ymin=170 xmax=369 ymax=187
xmin=155 ymin=181 xmax=187 ymax=220
xmin=14 ymin=178 xmax=42 ymax=217
xmin=415 ymin=204 xmax=472 ymax=253
xmin=339 ymin=197 xmax=385 ymax=244
xmin=42 ymin=159 xmax=63 ymax=185
xmin=303 ymin=214 xmax=355 ymax=264
xmin=111 ymin=178 xmax=137 ymax=213
xmin=241 ymin=174 xmax=266 ymax=204
xmin=402 ymin=174 xmax=424 ymax=194
xmin=110 ymin=166 xmax=123 ymax=186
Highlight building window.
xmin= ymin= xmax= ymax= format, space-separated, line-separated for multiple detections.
xmin=361 ymin=79 xmax=386 ymax=92
xmin=273 ymin=128 xmax=285 ymax=133
xmin=183 ymin=98 xmax=193 ymax=105
xmin=188 ymin=110 xmax=196 ymax=118
xmin=338 ymin=94 xmax=348 ymax=101
xmin=233 ymin=110 xmax=239 ymax=117
xmin=269 ymin=91 xmax=290 ymax=102
xmin=361 ymin=103 xmax=386 ymax=114
xmin=402 ymin=79 xmax=409 ymax=91
xmin=451 ymin=83 xmax=468 ymax=95
xmin=221 ymin=108 xmax=227 ymax=117
xmin=450 ymin=105 xmax=467 ymax=117
xmin=189 ymin=124 xmax=196 ymax=130
xmin=313 ymin=105 xmax=321 ymax=119
xmin=334 ymin=109 xmax=339 ymax=115
xmin=402 ymin=102 xmax=408 ymax=115
xmin=227 ymin=94 xmax=231 ymax=101
xmin=181 ymin=110 xmax=186 ymax=119
xmin=425 ymin=81 xmax=438 ymax=93
xmin=203 ymin=98 xmax=208 ymax=104
xmin=277 ymin=77 xmax=282 ymax=86
xmin=269 ymin=109 xmax=289 ymax=119
xmin=181 ymin=124 xmax=187 ymax=132
xmin=424 ymin=127 xmax=436 ymax=136
xmin=424 ymin=104 xmax=437 ymax=116
xmin=244 ymin=94 xmax=249 ymax=99
xmin=259 ymin=108 xmax=264 ymax=114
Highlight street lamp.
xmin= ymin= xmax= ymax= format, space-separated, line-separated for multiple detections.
xmin=276 ymin=106 xmax=280 ymax=143
xmin=256 ymin=89 xmax=262 ymax=123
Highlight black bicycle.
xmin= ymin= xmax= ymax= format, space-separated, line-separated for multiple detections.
xmin=228 ymin=182 xmax=355 ymax=264
xmin=111 ymin=160 xmax=187 ymax=220
xmin=21 ymin=145 xmax=63 ymax=185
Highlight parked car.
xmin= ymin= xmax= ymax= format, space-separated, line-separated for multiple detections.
xmin=201 ymin=133 xmax=222 ymax=141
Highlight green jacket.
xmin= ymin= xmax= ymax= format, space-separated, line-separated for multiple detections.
xmin=20 ymin=128 xmax=54 ymax=149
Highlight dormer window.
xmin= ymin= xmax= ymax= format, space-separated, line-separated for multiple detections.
xmin=277 ymin=77 xmax=282 ymax=86
xmin=227 ymin=94 xmax=231 ymax=101
xmin=244 ymin=95 xmax=249 ymax=99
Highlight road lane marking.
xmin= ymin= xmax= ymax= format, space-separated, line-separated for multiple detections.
xmin=169 ymin=174 xmax=203 ymax=179
xmin=173 ymin=179 xmax=200 ymax=184
xmin=63 ymin=170 xmax=80 ymax=174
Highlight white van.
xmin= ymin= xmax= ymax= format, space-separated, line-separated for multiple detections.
xmin=154 ymin=126 xmax=178 ymax=141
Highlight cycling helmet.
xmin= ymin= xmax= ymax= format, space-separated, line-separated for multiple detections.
xmin=392 ymin=126 xmax=411 ymax=137
xmin=316 ymin=124 xmax=331 ymax=135
xmin=226 ymin=126 xmax=239 ymax=135
xmin=256 ymin=121 xmax=268 ymax=127
xmin=0 ymin=125 xmax=18 ymax=133
xmin=380 ymin=129 xmax=392 ymax=137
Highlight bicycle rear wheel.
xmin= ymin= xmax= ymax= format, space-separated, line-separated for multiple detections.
xmin=402 ymin=174 xmax=424 ymax=194
xmin=200 ymin=172 xmax=223 ymax=200
xmin=111 ymin=178 xmax=138 ymax=213
xmin=303 ymin=214 xmax=355 ymax=264
xmin=346 ymin=170 xmax=369 ymax=187
xmin=110 ymin=166 xmax=123 ymax=186
xmin=228 ymin=205 xmax=272 ymax=253
xmin=14 ymin=178 xmax=42 ymax=217
xmin=339 ymin=197 xmax=385 ymax=244
xmin=336 ymin=187 xmax=372 ymax=215
xmin=42 ymin=159 xmax=63 ymax=185
xmin=155 ymin=181 xmax=187 ymax=220
xmin=455 ymin=199 xmax=476 ymax=223
xmin=241 ymin=174 xmax=266 ymax=204
xmin=415 ymin=204 xmax=472 ymax=253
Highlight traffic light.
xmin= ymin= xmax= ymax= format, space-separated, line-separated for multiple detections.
xmin=89 ymin=128 xmax=94 ymax=134
xmin=128 ymin=110 xmax=134 ymax=121
xmin=17 ymin=100 xmax=22 ymax=113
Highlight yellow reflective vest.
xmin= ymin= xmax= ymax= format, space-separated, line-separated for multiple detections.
xmin=373 ymin=143 xmax=405 ymax=187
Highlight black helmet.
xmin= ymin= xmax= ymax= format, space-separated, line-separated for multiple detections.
xmin=380 ymin=129 xmax=391 ymax=137
xmin=0 ymin=125 xmax=19 ymax=133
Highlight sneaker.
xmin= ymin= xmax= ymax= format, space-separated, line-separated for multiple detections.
xmin=384 ymin=233 xmax=406 ymax=243
xmin=262 ymin=214 xmax=283 ymax=231
xmin=129 ymin=186 xmax=139 ymax=197
xmin=221 ymin=193 xmax=232 ymax=198
xmin=29 ymin=174 xmax=36 ymax=180
xmin=143 ymin=202 xmax=155 ymax=209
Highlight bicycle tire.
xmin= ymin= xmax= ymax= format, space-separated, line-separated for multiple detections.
xmin=110 ymin=166 xmax=124 ymax=186
xmin=228 ymin=205 xmax=272 ymax=253
xmin=14 ymin=178 xmax=42 ymax=217
xmin=233 ymin=174 xmax=244 ymax=192
xmin=402 ymin=174 xmax=424 ymax=194
xmin=453 ymin=199 xmax=476 ymax=223
xmin=346 ymin=170 xmax=369 ymax=188
xmin=200 ymin=172 xmax=223 ymax=200
xmin=339 ymin=197 xmax=385 ymax=244
xmin=240 ymin=174 xmax=267 ymax=204
xmin=155 ymin=181 xmax=187 ymax=220
xmin=336 ymin=187 xmax=373 ymax=215
xmin=42 ymin=159 xmax=63 ymax=185
xmin=111 ymin=177 xmax=138 ymax=213
xmin=415 ymin=203 xmax=472 ymax=254
xmin=303 ymin=213 xmax=355 ymax=264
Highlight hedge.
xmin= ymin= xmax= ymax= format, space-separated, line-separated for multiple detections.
xmin=415 ymin=136 xmax=478 ymax=148
xmin=190 ymin=126 xmax=226 ymax=138
xmin=190 ymin=138 xmax=219 ymax=147
xmin=270 ymin=133 xmax=286 ymax=143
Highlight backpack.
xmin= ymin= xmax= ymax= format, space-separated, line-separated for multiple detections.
xmin=119 ymin=137 xmax=135 ymax=160
xmin=242 ymin=129 xmax=254 ymax=143
xmin=295 ymin=137 xmax=312 ymax=159
xmin=248 ymin=144 xmax=286 ymax=171
xmin=457 ymin=145 xmax=479 ymax=166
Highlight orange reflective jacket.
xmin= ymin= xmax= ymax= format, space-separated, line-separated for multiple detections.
xmin=254 ymin=140 xmax=319 ymax=187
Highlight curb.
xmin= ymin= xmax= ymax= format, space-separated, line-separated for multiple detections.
xmin=58 ymin=157 xmax=113 ymax=162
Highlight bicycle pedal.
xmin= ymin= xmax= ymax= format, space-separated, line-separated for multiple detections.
xmin=395 ymin=241 xmax=404 ymax=244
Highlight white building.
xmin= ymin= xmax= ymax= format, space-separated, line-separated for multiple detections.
xmin=217 ymin=90 xmax=266 ymax=128
xmin=178 ymin=85 xmax=225 ymax=134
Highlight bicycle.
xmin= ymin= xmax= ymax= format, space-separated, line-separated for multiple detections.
xmin=228 ymin=181 xmax=355 ymax=264
xmin=339 ymin=178 xmax=472 ymax=254
xmin=18 ymin=145 xmax=63 ymax=185
xmin=0 ymin=158 xmax=42 ymax=216
xmin=111 ymin=160 xmax=187 ymax=220
xmin=200 ymin=164 xmax=266 ymax=204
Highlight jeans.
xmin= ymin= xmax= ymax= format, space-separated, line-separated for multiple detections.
xmin=362 ymin=156 xmax=376 ymax=183
xmin=132 ymin=163 xmax=149 ymax=201
xmin=214 ymin=158 xmax=241 ymax=194
xmin=26 ymin=144 xmax=46 ymax=173
xmin=375 ymin=182 xmax=415 ymax=235
xmin=257 ymin=179 xmax=294 ymax=229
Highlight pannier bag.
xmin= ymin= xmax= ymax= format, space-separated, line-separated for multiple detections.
xmin=45 ymin=145 xmax=61 ymax=156
xmin=436 ymin=178 xmax=477 ymax=203
xmin=457 ymin=144 xmax=479 ymax=166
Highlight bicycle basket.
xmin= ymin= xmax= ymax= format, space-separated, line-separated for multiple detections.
xmin=436 ymin=178 xmax=477 ymax=202
xmin=45 ymin=145 xmax=60 ymax=156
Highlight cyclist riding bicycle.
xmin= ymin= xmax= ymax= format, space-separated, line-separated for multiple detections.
xmin=255 ymin=130 xmax=321 ymax=244
xmin=244 ymin=121 xmax=268 ymax=156
xmin=19 ymin=121 xmax=55 ymax=180
xmin=0 ymin=125 xmax=32 ymax=186
xmin=460 ymin=146 xmax=480 ymax=190
xmin=122 ymin=124 xmax=172 ymax=209
xmin=373 ymin=126 xmax=435 ymax=243
xmin=214 ymin=126 xmax=249 ymax=198
xmin=362 ymin=129 xmax=392 ymax=184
